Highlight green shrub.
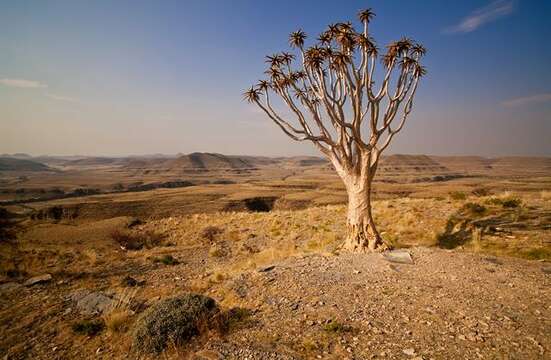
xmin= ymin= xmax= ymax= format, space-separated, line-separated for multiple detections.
xmin=522 ymin=248 xmax=551 ymax=260
xmin=463 ymin=202 xmax=487 ymax=216
xmin=223 ymin=307 xmax=251 ymax=330
xmin=208 ymin=245 xmax=225 ymax=257
xmin=502 ymin=198 xmax=522 ymax=208
xmin=485 ymin=197 xmax=503 ymax=206
xmin=449 ymin=191 xmax=466 ymax=201
xmin=149 ymin=254 xmax=179 ymax=265
xmin=200 ymin=226 xmax=223 ymax=242
xmin=485 ymin=196 xmax=522 ymax=208
xmin=323 ymin=320 xmax=351 ymax=333
xmin=132 ymin=294 xmax=219 ymax=354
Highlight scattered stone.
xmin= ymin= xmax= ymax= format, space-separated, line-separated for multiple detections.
xmin=258 ymin=265 xmax=276 ymax=272
xmin=383 ymin=250 xmax=414 ymax=265
xmin=121 ymin=276 xmax=144 ymax=287
xmin=69 ymin=289 xmax=114 ymax=315
xmin=485 ymin=257 xmax=502 ymax=265
xmin=403 ymin=348 xmax=416 ymax=356
xmin=193 ymin=349 xmax=224 ymax=360
xmin=24 ymin=274 xmax=52 ymax=286
xmin=122 ymin=276 xmax=138 ymax=287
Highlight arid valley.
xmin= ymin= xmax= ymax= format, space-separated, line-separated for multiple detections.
xmin=1 ymin=153 xmax=550 ymax=359
xmin=2 ymin=1 xmax=551 ymax=359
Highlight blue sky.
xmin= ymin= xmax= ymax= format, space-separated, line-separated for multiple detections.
xmin=0 ymin=0 xmax=550 ymax=156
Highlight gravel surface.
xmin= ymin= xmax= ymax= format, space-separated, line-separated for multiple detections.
xmin=1 ymin=247 xmax=549 ymax=359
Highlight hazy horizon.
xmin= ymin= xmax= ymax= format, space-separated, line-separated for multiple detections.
xmin=2 ymin=150 xmax=551 ymax=160
xmin=1 ymin=0 xmax=550 ymax=157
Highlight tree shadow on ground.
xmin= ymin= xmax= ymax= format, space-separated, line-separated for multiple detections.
xmin=436 ymin=215 xmax=473 ymax=249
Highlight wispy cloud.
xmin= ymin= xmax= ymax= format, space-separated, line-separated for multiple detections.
xmin=0 ymin=78 xmax=48 ymax=88
xmin=45 ymin=93 xmax=78 ymax=102
xmin=502 ymin=93 xmax=551 ymax=107
xmin=445 ymin=0 xmax=514 ymax=34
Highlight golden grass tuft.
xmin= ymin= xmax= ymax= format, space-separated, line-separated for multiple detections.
xmin=104 ymin=309 xmax=133 ymax=333
xmin=102 ymin=288 xmax=137 ymax=333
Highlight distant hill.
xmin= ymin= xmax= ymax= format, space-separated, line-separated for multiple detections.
xmin=0 ymin=153 xmax=32 ymax=159
xmin=429 ymin=156 xmax=493 ymax=172
xmin=164 ymin=153 xmax=254 ymax=169
xmin=280 ymin=156 xmax=328 ymax=167
xmin=380 ymin=154 xmax=449 ymax=172
xmin=0 ymin=157 xmax=51 ymax=171
xmin=63 ymin=157 xmax=126 ymax=167
xmin=490 ymin=157 xmax=551 ymax=171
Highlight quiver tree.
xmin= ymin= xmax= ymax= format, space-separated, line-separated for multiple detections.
xmin=244 ymin=8 xmax=426 ymax=252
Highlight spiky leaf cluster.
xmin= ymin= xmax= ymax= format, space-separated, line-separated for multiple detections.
xmin=243 ymin=8 xmax=426 ymax=168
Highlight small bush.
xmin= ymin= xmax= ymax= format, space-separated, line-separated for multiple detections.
xmin=323 ymin=320 xmax=351 ymax=333
xmin=149 ymin=254 xmax=179 ymax=266
xmin=132 ymin=294 xmax=219 ymax=354
xmin=463 ymin=202 xmax=487 ymax=216
xmin=200 ymin=226 xmax=223 ymax=242
xmin=104 ymin=310 xmax=132 ymax=333
xmin=522 ymin=248 xmax=551 ymax=260
xmin=449 ymin=191 xmax=466 ymax=201
xmin=111 ymin=229 xmax=164 ymax=250
xmin=72 ymin=319 xmax=105 ymax=336
xmin=486 ymin=195 xmax=522 ymax=209
xmin=502 ymin=198 xmax=522 ymax=208
xmin=208 ymin=245 xmax=225 ymax=257
xmin=302 ymin=339 xmax=318 ymax=352
xmin=471 ymin=187 xmax=490 ymax=197
xmin=160 ymin=255 xmax=178 ymax=265
xmin=485 ymin=197 xmax=503 ymax=206
xmin=209 ymin=307 xmax=252 ymax=334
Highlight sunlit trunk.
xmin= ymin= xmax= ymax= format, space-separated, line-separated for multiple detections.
xmin=340 ymin=173 xmax=385 ymax=252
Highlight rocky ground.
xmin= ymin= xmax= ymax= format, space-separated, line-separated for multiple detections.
xmin=1 ymin=246 xmax=549 ymax=359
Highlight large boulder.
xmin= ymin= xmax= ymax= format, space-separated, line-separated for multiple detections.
xmin=132 ymin=294 xmax=219 ymax=354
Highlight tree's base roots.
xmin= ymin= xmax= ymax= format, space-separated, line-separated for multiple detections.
xmin=341 ymin=224 xmax=392 ymax=253
xmin=339 ymin=238 xmax=391 ymax=253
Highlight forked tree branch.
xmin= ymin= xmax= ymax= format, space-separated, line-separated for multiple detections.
xmin=244 ymin=10 xmax=426 ymax=177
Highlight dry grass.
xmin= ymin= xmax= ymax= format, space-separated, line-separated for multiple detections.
xmin=104 ymin=310 xmax=133 ymax=333
xmin=102 ymin=288 xmax=137 ymax=333
xmin=139 ymin=191 xmax=550 ymax=279
xmin=110 ymin=229 xmax=165 ymax=250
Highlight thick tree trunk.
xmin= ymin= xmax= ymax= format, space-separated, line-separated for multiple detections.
xmin=341 ymin=176 xmax=387 ymax=252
